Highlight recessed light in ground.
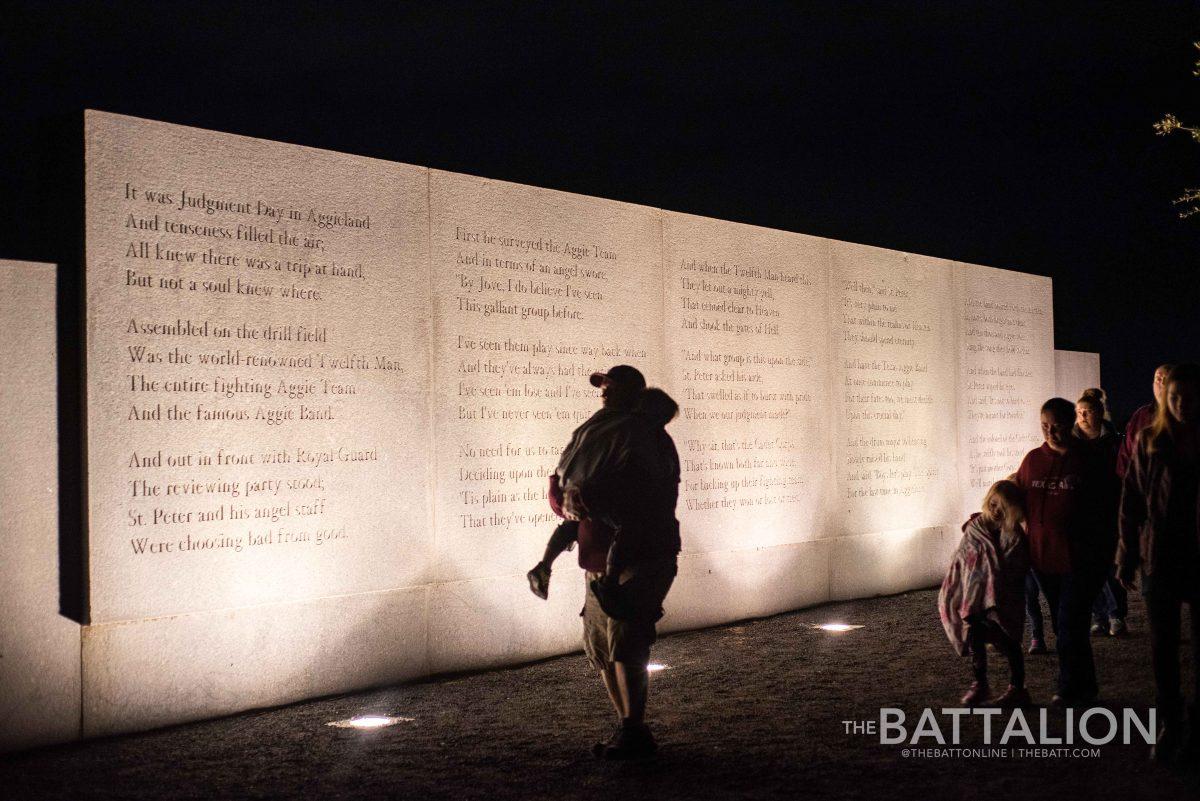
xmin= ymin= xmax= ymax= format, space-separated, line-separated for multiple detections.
xmin=326 ymin=715 xmax=414 ymax=729
xmin=647 ymin=663 xmax=670 ymax=672
xmin=813 ymin=623 xmax=864 ymax=633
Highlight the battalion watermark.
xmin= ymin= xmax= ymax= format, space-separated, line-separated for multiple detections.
xmin=842 ymin=707 xmax=1155 ymax=759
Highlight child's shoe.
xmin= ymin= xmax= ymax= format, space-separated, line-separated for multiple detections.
xmin=960 ymin=681 xmax=990 ymax=706
xmin=526 ymin=562 xmax=551 ymax=600
xmin=1027 ymin=638 xmax=1047 ymax=655
xmin=994 ymin=685 xmax=1031 ymax=708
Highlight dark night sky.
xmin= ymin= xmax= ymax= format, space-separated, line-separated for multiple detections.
xmin=2 ymin=1 xmax=1198 ymax=420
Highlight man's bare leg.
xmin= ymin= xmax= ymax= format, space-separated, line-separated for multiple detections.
xmin=600 ymin=664 xmax=627 ymax=719
xmin=600 ymin=661 xmax=656 ymax=759
xmin=614 ymin=661 xmax=648 ymax=725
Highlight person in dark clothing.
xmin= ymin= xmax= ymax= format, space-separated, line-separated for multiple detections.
xmin=581 ymin=387 xmax=681 ymax=580
xmin=1116 ymin=364 xmax=1174 ymax=480
xmin=529 ymin=364 xmax=681 ymax=760
xmin=1014 ymin=397 xmax=1117 ymax=706
xmin=527 ymin=382 xmax=680 ymax=599
xmin=1118 ymin=363 xmax=1200 ymax=764
xmin=526 ymin=365 xmax=646 ymax=599
xmin=1074 ymin=388 xmax=1128 ymax=636
xmin=568 ymin=385 xmax=681 ymax=760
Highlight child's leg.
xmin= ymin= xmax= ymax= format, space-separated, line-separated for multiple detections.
xmin=987 ymin=624 xmax=1026 ymax=688
xmin=540 ymin=520 xmax=579 ymax=568
xmin=528 ymin=520 xmax=580 ymax=600
xmin=966 ymin=618 xmax=989 ymax=685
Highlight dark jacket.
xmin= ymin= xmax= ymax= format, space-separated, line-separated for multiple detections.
xmin=1116 ymin=402 xmax=1156 ymax=479
xmin=555 ymin=408 xmax=635 ymax=490
xmin=1074 ymin=425 xmax=1122 ymax=568
xmin=1117 ymin=432 xmax=1200 ymax=581
xmin=1073 ymin=423 xmax=1122 ymax=468
xmin=578 ymin=413 xmax=681 ymax=571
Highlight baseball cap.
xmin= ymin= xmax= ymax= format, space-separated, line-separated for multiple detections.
xmin=588 ymin=364 xmax=646 ymax=390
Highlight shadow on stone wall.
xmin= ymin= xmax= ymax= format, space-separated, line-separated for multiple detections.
xmin=36 ymin=113 xmax=87 ymax=623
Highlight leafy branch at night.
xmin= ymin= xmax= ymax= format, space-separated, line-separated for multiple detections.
xmin=1154 ymin=42 xmax=1200 ymax=218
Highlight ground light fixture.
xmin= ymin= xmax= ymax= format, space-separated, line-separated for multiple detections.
xmin=326 ymin=715 xmax=414 ymax=729
xmin=813 ymin=623 xmax=865 ymax=633
xmin=647 ymin=663 xmax=670 ymax=673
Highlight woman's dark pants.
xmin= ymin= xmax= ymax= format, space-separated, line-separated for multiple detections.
xmin=1034 ymin=568 xmax=1106 ymax=699
xmin=1141 ymin=566 xmax=1200 ymax=720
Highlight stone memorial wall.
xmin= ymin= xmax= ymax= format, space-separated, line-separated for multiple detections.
xmin=426 ymin=172 xmax=666 ymax=669
xmin=831 ymin=244 xmax=959 ymax=534
xmin=85 ymin=112 xmax=433 ymax=624
xmin=957 ymin=265 xmax=1055 ymax=518
xmin=1054 ymin=349 xmax=1102 ymax=405
xmin=825 ymin=244 xmax=961 ymax=599
xmin=63 ymin=110 xmax=1062 ymax=740
xmin=663 ymin=215 xmax=834 ymax=626
xmin=0 ymin=260 xmax=81 ymax=752
xmin=83 ymin=112 xmax=432 ymax=735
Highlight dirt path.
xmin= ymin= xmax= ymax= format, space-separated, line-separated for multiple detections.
xmin=3 ymin=588 xmax=1197 ymax=800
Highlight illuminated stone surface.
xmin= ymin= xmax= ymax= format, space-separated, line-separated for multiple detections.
xmin=1054 ymin=349 xmax=1102 ymax=405
xmin=428 ymin=170 xmax=664 ymax=583
xmin=663 ymin=541 xmax=832 ymax=631
xmin=0 ymin=260 xmax=81 ymax=752
xmin=955 ymin=263 xmax=1055 ymax=517
xmin=82 ymin=586 xmax=427 ymax=737
xmin=428 ymin=571 xmax=587 ymax=673
xmin=85 ymin=111 xmax=433 ymax=623
xmin=828 ymin=526 xmax=952 ymax=601
xmin=68 ymin=112 xmax=1065 ymax=741
xmin=663 ymin=212 xmax=833 ymax=554
xmin=830 ymin=242 xmax=959 ymax=536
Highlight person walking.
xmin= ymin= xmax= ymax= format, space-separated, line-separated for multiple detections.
xmin=1074 ymin=388 xmax=1128 ymax=636
xmin=540 ymin=365 xmax=681 ymax=760
xmin=1013 ymin=398 xmax=1116 ymax=705
xmin=567 ymin=383 xmax=681 ymax=760
xmin=1118 ymin=363 xmax=1200 ymax=763
xmin=1116 ymin=364 xmax=1174 ymax=479
xmin=939 ymin=480 xmax=1031 ymax=707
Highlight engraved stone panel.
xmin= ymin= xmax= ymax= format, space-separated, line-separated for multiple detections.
xmin=0 ymin=260 xmax=82 ymax=751
xmin=85 ymin=112 xmax=432 ymax=622
xmin=828 ymin=526 xmax=952 ymax=601
xmin=73 ymin=111 xmax=1069 ymax=739
xmin=428 ymin=572 xmax=585 ymax=673
xmin=662 ymin=541 xmax=832 ymax=632
xmin=429 ymin=170 xmax=664 ymax=581
xmin=956 ymin=264 xmax=1055 ymax=517
xmin=1055 ymin=349 xmax=1101 ymax=406
xmin=663 ymin=212 xmax=833 ymax=553
xmin=82 ymin=587 xmax=427 ymax=737
xmin=830 ymin=243 xmax=959 ymax=535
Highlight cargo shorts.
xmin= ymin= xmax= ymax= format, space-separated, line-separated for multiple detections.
xmin=582 ymin=558 xmax=677 ymax=670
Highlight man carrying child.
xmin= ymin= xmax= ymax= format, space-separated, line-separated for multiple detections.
xmin=527 ymin=364 xmax=681 ymax=760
